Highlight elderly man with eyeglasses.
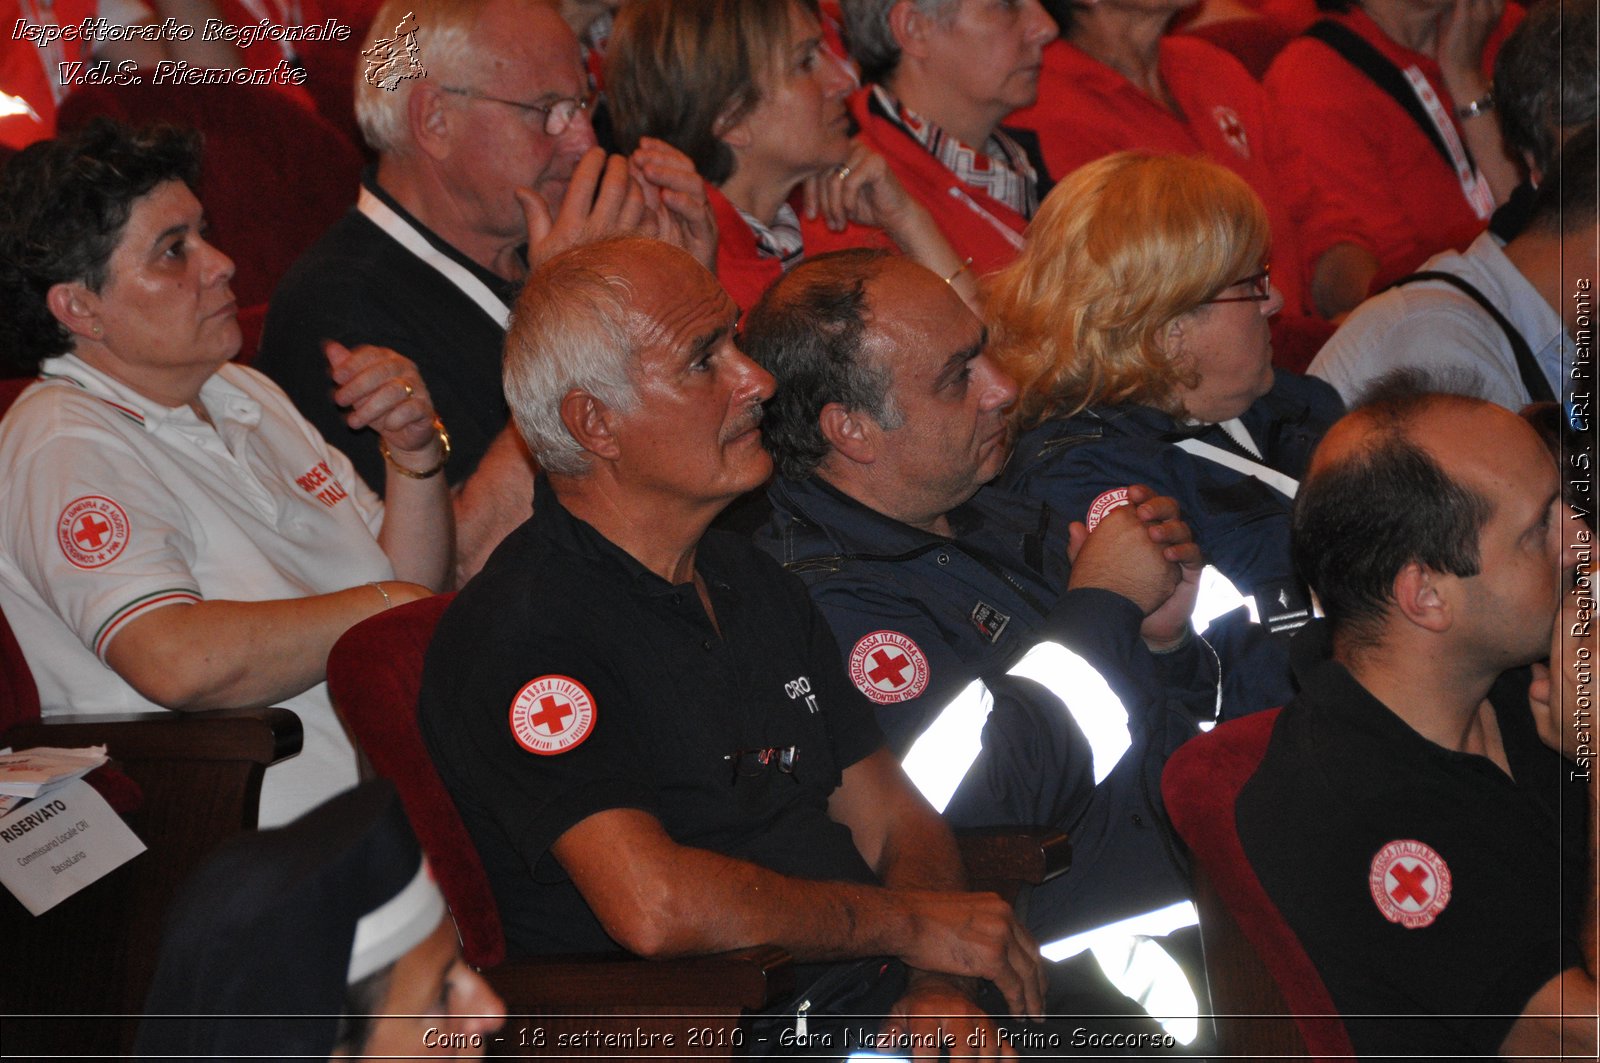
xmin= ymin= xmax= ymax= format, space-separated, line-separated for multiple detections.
xmin=257 ymin=0 xmax=714 ymax=585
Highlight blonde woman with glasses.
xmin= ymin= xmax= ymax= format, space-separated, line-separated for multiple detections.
xmin=986 ymin=152 xmax=1344 ymax=713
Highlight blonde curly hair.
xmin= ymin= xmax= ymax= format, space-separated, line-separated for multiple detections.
xmin=983 ymin=152 xmax=1271 ymax=429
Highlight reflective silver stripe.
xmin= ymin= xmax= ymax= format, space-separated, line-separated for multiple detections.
xmin=356 ymin=187 xmax=513 ymax=328
xmin=900 ymin=677 xmax=991 ymax=814
xmin=1041 ymin=901 xmax=1203 ymax=1045
xmin=1193 ymin=564 xmax=1259 ymax=630
xmin=1173 ymin=436 xmax=1300 ymax=499
xmin=899 ymin=641 xmax=1132 ymax=811
xmin=1040 ymin=899 xmax=1200 ymax=961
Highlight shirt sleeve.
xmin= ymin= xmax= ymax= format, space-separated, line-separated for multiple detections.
xmin=2 ymin=421 xmax=204 ymax=662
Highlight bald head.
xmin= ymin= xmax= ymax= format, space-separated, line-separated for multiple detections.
xmin=1294 ymin=382 xmax=1561 ymax=654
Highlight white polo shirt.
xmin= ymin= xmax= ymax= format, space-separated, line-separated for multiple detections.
xmin=0 ymin=355 xmax=391 ymax=826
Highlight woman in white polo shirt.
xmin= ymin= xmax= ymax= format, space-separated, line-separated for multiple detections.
xmin=0 ymin=119 xmax=453 ymax=826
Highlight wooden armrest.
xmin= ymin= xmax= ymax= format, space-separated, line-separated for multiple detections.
xmin=957 ymin=827 xmax=1072 ymax=901
xmin=6 ymin=707 xmax=302 ymax=765
xmin=484 ymin=945 xmax=794 ymax=1013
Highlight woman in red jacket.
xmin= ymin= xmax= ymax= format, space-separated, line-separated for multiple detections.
xmin=605 ymin=0 xmax=976 ymax=313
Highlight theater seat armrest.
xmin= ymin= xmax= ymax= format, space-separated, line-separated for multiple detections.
xmin=958 ymin=827 xmax=1072 ymax=899
xmin=5 ymin=707 xmax=303 ymax=766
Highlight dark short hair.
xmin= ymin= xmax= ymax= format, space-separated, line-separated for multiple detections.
xmin=606 ymin=0 xmax=813 ymax=185
xmin=0 ymin=119 xmax=202 ymax=376
xmin=1529 ymin=121 xmax=1598 ymax=234
xmin=742 ymin=248 xmax=901 ymax=480
xmin=1291 ymin=372 xmax=1493 ymax=648
xmin=1495 ymin=0 xmax=1597 ymax=177
xmin=1313 ymin=0 xmax=1354 ymax=12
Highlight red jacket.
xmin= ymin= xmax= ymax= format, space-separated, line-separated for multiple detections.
xmin=1007 ymin=36 xmax=1350 ymax=368
xmin=1264 ymin=6 xmax=1521 ymax=290
xmin=847 ymin=88 xmax=1030 ymax=277
xmin=1 ymin=0 xmax=95 ymax=150
xmin=707 ymin=181 xmax=895 ymax=314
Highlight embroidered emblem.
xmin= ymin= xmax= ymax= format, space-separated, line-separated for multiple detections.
xmin=57 ymin=496 xmax=131 ymax=569
xmin=509 ymin=675 xmax=597 ymax=755
xmin=1212 ymin=105 xmax=1250 ymax=158
xmin=1084 ymin=488 xmax=1131 ymax=532
xmin=970 ymin=602 xmax=1011 ymax=644
xmin=848 ymin=631 xmax=930 ymax=704
xmin=1369 ymin=839 xmax=1452 ymax=928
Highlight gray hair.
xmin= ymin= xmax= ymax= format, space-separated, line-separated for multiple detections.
xmin=1494 ymin=0 xmax=1597 ymax=178
xmin=503 ymin=241 xmax=643 ymax=476
xmin=354 ymin=0 xmax=490 ymax=155
xmin=839 ymin=0 xmax=958 ymax=83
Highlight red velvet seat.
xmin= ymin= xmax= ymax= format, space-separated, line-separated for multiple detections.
xmin=56 ymin=83 xmax=363 ymax=311
xmin=1162 ymin=708 xmax=1355 ymax=1060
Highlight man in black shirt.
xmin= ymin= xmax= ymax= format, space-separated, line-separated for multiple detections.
xmin=1235 ymin=376 xmax=1596 ymax=1057
xmin=420 ymin=237 xmax=1048 ymax=1050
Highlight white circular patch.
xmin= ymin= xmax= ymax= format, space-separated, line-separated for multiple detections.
xmin=1084 ymin=488 xmax=1131 ymax=532
xmin=1369 ymin=839 xmax=1452 ymax=928
xmin=509 ymin=675 xmax=596 ymax=756
xmin=1212 ymin=105 xmax=1251 ymax=158
xmin=57 ymin=496 xmax=131 ymax=569
xmin=848 ymin=631 xmax=930 ymax=704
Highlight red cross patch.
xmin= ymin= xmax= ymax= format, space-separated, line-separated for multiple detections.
xmin=848 ymin=631 xmax=930 ymax=705
xmin=1211 ymin=105 xmax=1250 ymax=159
xmin=1085 ymin=488 xmax=1130 ymax=532
xmin=1369 ymin=839 xmax=1452 ymax=928
xmin=509 ymin=675 xmax=596 ymax=756
xmin=57 ymin=496 xmax=131 ymax=569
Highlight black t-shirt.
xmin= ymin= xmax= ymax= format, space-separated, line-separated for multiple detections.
xmin=1236 ymin=624 xmax=1588 ymax=1058
xmin=420 ymin=478 xmax=885 ymax=957
xmin=256 ymin=173 xmax=517 ymax=492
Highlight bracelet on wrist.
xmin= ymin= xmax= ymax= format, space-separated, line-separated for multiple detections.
xmin=379 ymin=418 xmax=450 ymax=479
xmin=367 ymin=581 xmax=393 ymax=610
xmin=942 ymin=257 xmax=973 ymax=285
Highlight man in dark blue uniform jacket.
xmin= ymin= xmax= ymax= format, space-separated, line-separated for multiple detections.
xmin=742 ymin=248 xmax=1220 ymax=1030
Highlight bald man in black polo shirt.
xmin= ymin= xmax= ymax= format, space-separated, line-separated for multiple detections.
xmin=421 ymin=237 xmax=1102 ymax=1053
xmin=1235 ymin=376 xmax=1597 ymax=1058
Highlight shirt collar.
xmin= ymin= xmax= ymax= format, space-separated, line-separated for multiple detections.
xmin=769 ymin=474 xmax=997 ymax=557
xmin=36 ymin=353 xmax=262 ymax=436
xmin=532 ymin=475 xmax=735 ymax=598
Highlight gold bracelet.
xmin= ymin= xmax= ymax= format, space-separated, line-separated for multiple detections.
xmin=379 ymin=418 xmax=451 ymax=479
xmin=943 ymin=257 xmax=974 ymax=285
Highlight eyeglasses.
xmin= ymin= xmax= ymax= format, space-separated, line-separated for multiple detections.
xmin=1207 ymin=265 xmax=1272 ymax=304
xmin=440 ymin=86 xmax=596 ymax=137
xmin=724 ymin=746 xmax=799 ymax=785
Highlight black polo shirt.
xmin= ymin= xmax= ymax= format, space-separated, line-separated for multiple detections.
xmin=1236 ymin=623 xmax=1588 ymax=1058
xmin=420 ymin=478 xmax=885 ymax=957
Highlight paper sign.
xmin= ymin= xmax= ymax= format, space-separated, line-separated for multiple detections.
xmin=0 ymin=778 xmax=146 ymax=915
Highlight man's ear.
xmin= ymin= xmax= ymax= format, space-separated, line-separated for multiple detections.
xmin=1393 ymin=561 xmax=1454 ymax=633
xmin=559 ymin=389 xmax=622 ymax=463
xmin=46 ymin=281 xmax=100 ymax=343
xmin=410 ymin=83 xmax=454 ymax=160
xmin=819 ymin=401 xmax=877 ymax=465
xmin=887 ymin=0 xmax=933 ymax=60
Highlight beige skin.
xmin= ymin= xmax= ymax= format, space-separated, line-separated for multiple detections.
xmin=543 ymin=240 xmax=1049 ymax=1056
xmin=717 ymin=1 xmax=981 ymax=311
xmin=882 ymin=0 xmax=1059 ymax=151
xmin=46 ymin=180 xmax=451 ymax=711
xmin=807 ymin=257 xmax=1206 ymax=651
xmin=369 ymin=0 xmax=718 ymax=586
xmin=1309 ymin=399 xmax=1594 ymax=1058
xmin=336 ymin=917 xmax=506 ymax=1059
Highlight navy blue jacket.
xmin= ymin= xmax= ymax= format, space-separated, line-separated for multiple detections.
xmin=1001 ymin=370 xmax=1343 ymax=712
xmin=757 ymin=476 xmax=1219 ymax=937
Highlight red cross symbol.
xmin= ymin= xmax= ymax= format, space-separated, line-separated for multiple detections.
xmin=74 ymin=515 xmax=111 ymax=549
xmin=530 ymin=695 xmax=573 ymax=735
xmin=868 ymin=649 xmax=911 ymax=688
xmin=1390 ymin=862 xmax=1431 ymax=905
